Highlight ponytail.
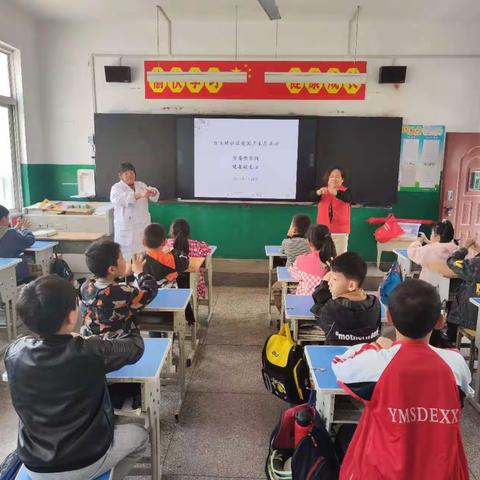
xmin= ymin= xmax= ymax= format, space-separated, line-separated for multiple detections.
xmin=170 ymin=218 xmax=190 ymax=255
xmin=432 ymin=220 xmax=454 ymax=243
xmin=307 ymin=224 xmax=337 ymax=264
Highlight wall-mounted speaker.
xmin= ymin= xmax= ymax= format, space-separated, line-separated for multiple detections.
xmin=379 ymin=66 xmax=407 ymax=84
xmin=104 ymin=66 xmax=131 ymax=83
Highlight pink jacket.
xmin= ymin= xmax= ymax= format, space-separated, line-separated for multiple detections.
xmin=407 ymin=241 xmax=458 ymax=280
xmin=289 ymin=251 xmax=328 ymax=296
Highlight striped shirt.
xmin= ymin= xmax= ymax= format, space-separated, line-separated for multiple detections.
xmin=281 ymin=236 xmax=310 ymax=267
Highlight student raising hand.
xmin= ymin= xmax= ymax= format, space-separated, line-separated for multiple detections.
xmin=131 ymin=253 xmax=146 ymax=275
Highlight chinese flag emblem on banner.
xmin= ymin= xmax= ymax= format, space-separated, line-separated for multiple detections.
xmin=144 ymin=60 xmax=366 ymax=100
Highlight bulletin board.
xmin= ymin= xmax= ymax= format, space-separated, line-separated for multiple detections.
xmin=398 ymin=125 xmax=446 ymax=192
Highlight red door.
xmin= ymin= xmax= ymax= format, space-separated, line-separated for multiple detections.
xmin=441 ymin=133 xmax=480 ymax=245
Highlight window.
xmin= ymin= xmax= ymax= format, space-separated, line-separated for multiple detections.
xmin=469 ymin=170 xmax=480 ymax=191
xmin=0 ymin=48 xmax=21 ymax=210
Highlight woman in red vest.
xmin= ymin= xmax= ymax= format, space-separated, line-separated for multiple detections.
xmin=316 ymin=166 xmax=352 ymax=254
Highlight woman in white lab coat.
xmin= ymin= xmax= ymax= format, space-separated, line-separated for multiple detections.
xmin=110 ymin=162 xmax=160 ymax=260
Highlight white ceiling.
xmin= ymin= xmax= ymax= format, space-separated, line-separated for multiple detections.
xmin=7 ymin=0 xmax=480 ymax=22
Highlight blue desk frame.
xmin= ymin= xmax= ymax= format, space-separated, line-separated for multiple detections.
xmin=265 ymin=245 xmax=286 ymax=321
xmin=0 ymin=258 xmax=22 ymax=340
xmin=26 ymin=240 xmax=59 ymax=276
xmin=305 ymin=345 xmax=361 ymax=431
xmin=142 ymin=289 xmax=192 ymax=419
xmin=107 ymin=338 xmax=170 ymax=480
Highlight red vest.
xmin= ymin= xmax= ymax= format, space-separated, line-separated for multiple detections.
xmin=316 ymin=186 xmax=351 ymax=233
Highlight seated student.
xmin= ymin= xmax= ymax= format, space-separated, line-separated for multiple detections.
xmin=407 ymin=220 xmax=458 ymax=280
xmin=289 ymin=224 xmax=336 ymax=296
xmin=312 ymin=251 xmax=381 ymax=345
xmin=281 ymin=214 xmax=312 ymax=267
xmin=0 ymin=205 xmax=35 ymax=284
xmin=271 ymin=214 xmax=312 ymax=312
xmin=333 ymin=279 xmax=473 ymax=480
xmin=143 ymin=223 xmax=189 ymax=287
xmin=167 ymin=217 xmax=209 ymax=302
xmin=80 ymin=238 xmax=158 ymax=337
xmin=445 ymin=238 xmax=480 ymax=342
xmin=5 ymin=275 xmax=148 ymax=480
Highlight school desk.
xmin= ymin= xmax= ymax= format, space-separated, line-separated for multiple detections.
xmin=276 ymin=266 xmax=298 ymax=321
xmin=305 ymin=345 xmax=362 ymax=431
xmin=107 ymin=337 xmax=171 ymax=480
xmin=468 ymin=297 xmax=480 ymax=410
xmin=377 ymin=237 xmax=416 ymax=269
xmin=190 ymin=244 xmax=217 ymax=327
xmin=286 ymin=294 xmax=387 ymax=342
xmin=393 ymin=248 xmax=417 ymax=279
xmin=423 ymin=268 xmax=451 ymax=304
xmin=265 ymin=245 xmax=287 ymax=320
xmin=26 ymin=240 xmax=59 ymax=275
xmin=141 ymin=288 xmax=192 ymax=418
xmin=0 ymin=258 xmax=22 ymax=341
xmin=35 ymin=231 xmax=106 ymax=274
xmin=284 ymin=294 xmax=323 ymax=343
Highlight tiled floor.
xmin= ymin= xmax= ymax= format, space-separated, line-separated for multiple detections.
xmin=1 ymin=286 xmax=480 ymax=479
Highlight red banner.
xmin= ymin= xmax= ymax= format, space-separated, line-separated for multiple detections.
xmin=144 ymin=60 xmax=366 ymax=100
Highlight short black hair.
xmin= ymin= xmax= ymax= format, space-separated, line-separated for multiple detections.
xmin=330 ymin=252 xmax=367 ymax=286
xmin=292 ymin=214 xmax=311 ymax=237
xmin=387 ymin=279 xmax=441 ymax=339
xmin=0 ymin=204 xmax=9 ymax=220
xmin=119 ymin=162 xmax=136 ymax=175
xmin=144 ymin=223 xmax=166 ymax=249
xmin=16 ymin=275 xmax=77 ymax=336
xmin=85 ymin=238 xmax=121 ymax=277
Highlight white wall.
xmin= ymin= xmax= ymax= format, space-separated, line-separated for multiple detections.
xmin=34 ymin=15 xmax=480 ymax=165
xmin=0 ymin=0 xmax=43 ymax=165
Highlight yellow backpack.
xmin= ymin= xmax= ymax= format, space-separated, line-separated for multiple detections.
xmin=261 ymin=324 xmax=309 ymax=404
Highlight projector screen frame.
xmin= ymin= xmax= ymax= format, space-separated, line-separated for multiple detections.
xmin=176 ymin=114 xmax=318 ymax=203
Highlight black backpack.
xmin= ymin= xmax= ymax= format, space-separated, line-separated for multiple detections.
xmin=49 ymin=254 xmax=74 ymax=282
xmin=291 ymin=412 xmax=340 ymax=480
xmin=265 ymin=393 xmax=340 ymax=480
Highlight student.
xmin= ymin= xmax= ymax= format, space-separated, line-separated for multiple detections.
xmin=143 ymin=223 xmax=189 ymax=287
xmin=167 ymin=218 xmax=211 ymax=298
xmin=445 ymin=238 xmax=480 ymax=342
xmin=281 ymin=214 xmax=312 ymax=267
xmin=5 ymin=275 xmax=148 ymax=480
xmin=332 ymin=279 xmax=473 ymax=480
xmin=0 ymin=205 xmax=35 ymax=284
xmin=312 ymin=251 xmax=381 ymax=345
xmin=80 ymin=238 xmax=158 ymax=337
xmin=271 ymin=214 xmax=312 ymax=312
xmin=407 ymin=220 xmax=458 ymax=280
xmin=288 ymin=224 xmax=336 ymax=296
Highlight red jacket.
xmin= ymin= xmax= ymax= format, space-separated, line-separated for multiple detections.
xmin=316 ymin=186 xmax=351 ymax=233
xmin=333 ymin=341 xmax=473 ymax=480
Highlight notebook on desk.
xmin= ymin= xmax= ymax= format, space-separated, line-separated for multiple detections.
xmin=33 ymin=229 xmax=57 ymax=238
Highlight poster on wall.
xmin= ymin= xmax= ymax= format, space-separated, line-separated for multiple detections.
xmin=144 ymin=60 xmax=367 ymax=100
xmin=398 ymin=125 xmax=446 ymax=191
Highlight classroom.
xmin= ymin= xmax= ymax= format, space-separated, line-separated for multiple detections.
xmin=1 ymin=0 xmax=480 ymax=479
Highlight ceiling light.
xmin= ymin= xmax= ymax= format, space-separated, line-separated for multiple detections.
xmin=257 ymin=0 xmax=281 ymax=20
xmin=146 ymin=71 xmax=247 ymax=83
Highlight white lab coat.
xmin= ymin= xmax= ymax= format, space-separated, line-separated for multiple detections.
xmin=110 ymin=180 xmax=160 ymax=260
